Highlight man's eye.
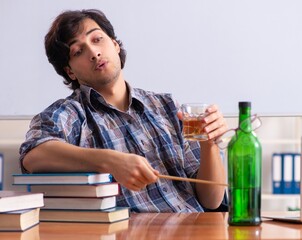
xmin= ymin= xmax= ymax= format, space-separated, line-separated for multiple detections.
xmin=73 ymin=49 xmax=82 ymax=57
xmin=94 ymin=37 xmax=103 ymax=43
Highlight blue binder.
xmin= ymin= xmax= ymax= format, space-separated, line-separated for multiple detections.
xmin=272 ymin=153 xmax=283 ymax=194
xmin=282 ymin=153 xmax=294 ymax=194
xmin=293 ymin=153 xmax=301 ymax=194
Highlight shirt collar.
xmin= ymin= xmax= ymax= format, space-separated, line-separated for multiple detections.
xmin=127 ymin=83 xmax=145 ymax=111
xmin=78 ymin=82 xmax=145 ymax=112
xmin=79 ymin=84 xmax=108 ymax=107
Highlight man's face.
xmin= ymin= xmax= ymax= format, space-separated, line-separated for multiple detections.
xmin=64 ymin=18 xmax=122 ymax=90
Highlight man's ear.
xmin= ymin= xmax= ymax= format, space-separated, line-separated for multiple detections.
xmin=112 ymin=40 xmax=120 ymax=54
xmin=64 ymin=66 xmax=76 ymax=80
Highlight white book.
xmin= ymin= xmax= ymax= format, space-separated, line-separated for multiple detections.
xmin=30 ymin=183 xmax=119 ymax=198
xmin=0 ymin=191 xmax=44 ymax=213
xmin=13 ymin=173 xmax=112 ymax=185
xmin=40 ymin=207 xmax=130 ymax=223
xmin=43 ymin=196 xmax=116 ymax=210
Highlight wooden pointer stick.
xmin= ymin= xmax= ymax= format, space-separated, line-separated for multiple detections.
xmin=158 ymin=174 xmax=228 ymax=187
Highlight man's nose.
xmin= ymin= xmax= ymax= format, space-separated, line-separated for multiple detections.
xmin=89 ymin=46 xmax=101 ymax=61
xmin=90 ymin=52 xmax=101 ymax=61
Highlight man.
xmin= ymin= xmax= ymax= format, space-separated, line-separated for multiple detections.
xmin=19 ymin=9 xmax=227 ymax=212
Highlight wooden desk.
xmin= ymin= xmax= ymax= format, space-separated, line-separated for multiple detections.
xmin=0 ymin=212 xmax=302 ymax=239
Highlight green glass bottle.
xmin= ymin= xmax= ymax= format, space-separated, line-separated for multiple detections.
xmin=228 ymin=102 xmax=262 ymax=226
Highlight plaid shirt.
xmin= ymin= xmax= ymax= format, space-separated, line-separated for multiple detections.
xmin=19 ymin=83 xmax=204 ymax=212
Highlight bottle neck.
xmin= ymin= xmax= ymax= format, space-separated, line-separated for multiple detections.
xmin=239 ymin=107 xmax=252 ymax=132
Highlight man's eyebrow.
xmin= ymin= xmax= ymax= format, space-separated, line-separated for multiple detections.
xmin=68 ymin=28 xmax=102 ymax=46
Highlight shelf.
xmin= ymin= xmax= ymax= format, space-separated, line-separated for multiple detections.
xmin=262 ymin=193 xmax=300 ymax=200
xmin=262 ymin=194 xmax=300 ymax=211
xmin=260 ymin=139 xmax=300 ymax=145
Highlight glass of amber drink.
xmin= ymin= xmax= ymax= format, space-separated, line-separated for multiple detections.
xmin=180 ymin=103 xmax=209 ymax=141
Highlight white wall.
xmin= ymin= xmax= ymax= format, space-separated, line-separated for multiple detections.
xmin=1 ymin=0 xmax=302 ymax=116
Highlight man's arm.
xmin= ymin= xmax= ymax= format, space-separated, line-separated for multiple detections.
xmin=195 ymin=141 xmax=226 ymax=209
xmin=193 ymin=104 xmax=228 ymax=209
xmin=23 ymin=140 xmax=159 ymax=191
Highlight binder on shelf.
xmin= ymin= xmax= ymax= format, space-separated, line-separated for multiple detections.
xmin=0 ymin=153 xmax=3 ymax=190
xmin=293 ymin=153 xmax=301 ymax=194
xmin=272 ymin=153 xmax=283 ymax=194
xmin=282 ymin=153 xmax=294 ymax=194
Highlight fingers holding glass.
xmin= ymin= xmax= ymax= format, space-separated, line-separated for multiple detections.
xmin=180 ymin=103 xmax=209 ymax=141
xmin=180 ymin=103 xmax=228 ymax=142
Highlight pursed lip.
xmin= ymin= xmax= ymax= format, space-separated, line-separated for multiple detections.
xmin=94 ymin=60 xmax=107 ymax=70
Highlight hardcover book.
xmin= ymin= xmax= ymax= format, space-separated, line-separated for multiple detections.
xmin=0 ymin=191 xmax=44 ymax=213
xmin=13 ymin=172 xmax=113 ymax=185
xmin=40 ymin=207 xmax=130 ymax=223
xmin=29 ymin=182 xmax=119 ymax=198
xmin=0 ymin=208 xmax=40 ymax=231
xmin=43 ymin=196 xmax=116 ymax=210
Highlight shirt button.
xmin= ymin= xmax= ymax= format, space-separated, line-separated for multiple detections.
xmin=163 ymin=187 xmax=168 ymax=192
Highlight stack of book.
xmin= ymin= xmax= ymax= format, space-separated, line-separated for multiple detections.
xmin=0 ymin=190 xmax=44 ymax=231
xmin=13 ymin=173 xmax=130 ymax=223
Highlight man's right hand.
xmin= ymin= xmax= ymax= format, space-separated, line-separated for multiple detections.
xmin=109 ymin=153 xmax=159 ymax=191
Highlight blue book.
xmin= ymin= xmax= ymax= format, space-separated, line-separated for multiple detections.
xmin=13 ymin=173 xmax=113 ymax=185
xmin=272 ymin=153 xmax=283 ymax=194
xmin=293 ymin=153 xmax=301 ymax=194
xmin=0 ymin=154 xmax=3 ymax=190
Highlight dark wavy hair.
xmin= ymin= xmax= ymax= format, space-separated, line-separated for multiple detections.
xmin=45 ymin=9 xmax=127 ymax=90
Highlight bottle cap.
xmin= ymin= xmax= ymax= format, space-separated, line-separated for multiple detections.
xmin=239 ymin=102 xmax=251 ymax=108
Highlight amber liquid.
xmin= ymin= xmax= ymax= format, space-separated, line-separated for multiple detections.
xmin=183 ymin=118 xmax=208 ymax=141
